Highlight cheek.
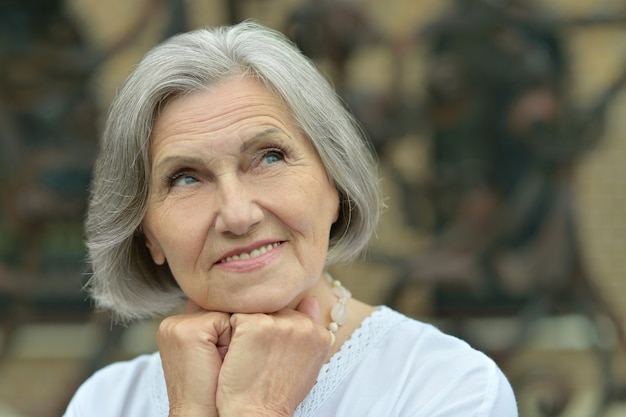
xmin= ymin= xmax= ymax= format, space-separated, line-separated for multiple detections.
xmin=169 ymin=226 xmax=211 ymax=269
xmin=144 ymin=201 xmax=214 ymax=270
xmin=328 ymin=186 xmax=340 ymax=224
xmin=279 ymin=180 xmax=339 ymax=241
xmin=312 ymin=176 xmax=340 ymax=227
xmin=156 ymin=225 xmax=211 ymax=300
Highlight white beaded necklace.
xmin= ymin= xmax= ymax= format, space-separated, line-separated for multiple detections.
xmin=325 ymin=273 xmax=351 ymax=346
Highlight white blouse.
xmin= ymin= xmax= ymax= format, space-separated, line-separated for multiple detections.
xmin=63 ymin=306 xmax=517 ymax=417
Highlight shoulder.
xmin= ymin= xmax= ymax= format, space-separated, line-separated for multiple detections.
xmin=369 ymin=306 xmax=488 ymax=361
xmin=358 ymin=307 xmax=518 ymax=416
xmin=62 ymin=352 xmax=167 ymax=417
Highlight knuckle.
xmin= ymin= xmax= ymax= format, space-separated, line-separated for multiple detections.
xmin=157 ymin=316 xmax=179 ymax=336
xmin=157 ymin=315 xmax=199 ymax=344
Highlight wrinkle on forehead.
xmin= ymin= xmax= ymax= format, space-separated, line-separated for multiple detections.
xmin=150 ymin=77 xmax=305 ymax=154
xmin=152 ymin=127 xmax=291 ymax=175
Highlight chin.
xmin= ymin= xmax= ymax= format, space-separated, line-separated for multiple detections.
xmin=214 ymin=297 xmax=292 ymax=315
xmin=201 ymin=279 xmax=310 ymax=314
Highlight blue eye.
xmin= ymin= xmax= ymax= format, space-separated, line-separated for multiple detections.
xmin=172 ymin=174 xmax=198 ymax=187
xmin=262 ymin=149 xmax=284 ymax=164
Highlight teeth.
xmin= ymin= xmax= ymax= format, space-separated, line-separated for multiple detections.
xmin=221 ymin=242 xmax=280 ymax=263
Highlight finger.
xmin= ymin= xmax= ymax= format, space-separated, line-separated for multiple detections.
xmin=295 ymin=296 xmax=320 ymax=323
xmin=184 ymin=298 xmax=204 ymax=314
xmin=216 ymin=315 xmax=233 ymax=360
xmin=158 ymin=311 xmax=232 ymax=415
xmin=218 ymin=304 xmax=330 ymax=415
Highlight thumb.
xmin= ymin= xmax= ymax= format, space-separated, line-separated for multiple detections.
xmin=296 ymin=296 xmax=321 ymax=323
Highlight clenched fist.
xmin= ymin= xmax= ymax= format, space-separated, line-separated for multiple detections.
xmin=158 ymin=297 xmax=332 ymax=417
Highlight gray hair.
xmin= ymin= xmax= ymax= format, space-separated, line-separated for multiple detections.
xmin=85 ymin=21 xmax=382 ymax=321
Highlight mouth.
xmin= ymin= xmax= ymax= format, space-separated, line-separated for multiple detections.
xmin=218 ymin=242 xmax=282 ymax=264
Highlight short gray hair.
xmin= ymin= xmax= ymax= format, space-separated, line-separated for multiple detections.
xmin=85 ymin=21 xmax=382 ymax=321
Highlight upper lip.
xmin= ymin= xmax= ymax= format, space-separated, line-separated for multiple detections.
xmin=215 ymin=240 xmax=283 ymax=264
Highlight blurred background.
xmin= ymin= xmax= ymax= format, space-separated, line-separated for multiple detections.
xmin=0 ymin=0 xmax=625 ymax=416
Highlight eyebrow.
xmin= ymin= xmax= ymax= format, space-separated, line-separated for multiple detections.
xmin=239 ymin=127 xmax=288 ymax=152
xmin=153 ymin=127 xmax=289 ymax=172
xmin=155 ymin=154 xmax=203 ymax=169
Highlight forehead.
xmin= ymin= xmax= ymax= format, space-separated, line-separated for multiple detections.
xmin=154 ymin=76 xmax=294 ymax=135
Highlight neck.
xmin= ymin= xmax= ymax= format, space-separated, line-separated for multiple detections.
xmin=324 ymin=273 xmax=351 ymax=346
xmin=312 ymin=273 xmax=376 ymax=359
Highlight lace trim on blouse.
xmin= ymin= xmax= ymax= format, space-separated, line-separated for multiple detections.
xmin=295 ymin=306 xmax=405 ymax=417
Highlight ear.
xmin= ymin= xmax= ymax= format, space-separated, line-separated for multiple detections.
xmin=143 ymin=228 xmax=166 ymax=265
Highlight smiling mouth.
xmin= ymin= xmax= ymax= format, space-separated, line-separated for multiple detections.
xmin=219 ymin=242 xmax=281 ymax=263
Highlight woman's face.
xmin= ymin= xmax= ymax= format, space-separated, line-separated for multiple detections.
xmin=142 ymin=76 xmax=340 ymax=314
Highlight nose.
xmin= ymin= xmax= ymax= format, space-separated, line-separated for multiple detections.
xmin=214 ymin=176 xmax=264 ymax=236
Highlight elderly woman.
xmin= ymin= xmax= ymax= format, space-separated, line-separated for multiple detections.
xmin=63 ymin=22 xmax=517 ymax=417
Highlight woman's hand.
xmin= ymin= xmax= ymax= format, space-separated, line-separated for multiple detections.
xmin=158 ymin=302 xmax=232 ymax=417
xmin=158 ymin=297 xmax=332 ymax=417
xmin=216 ymin=296 xmax=332 ymax=417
